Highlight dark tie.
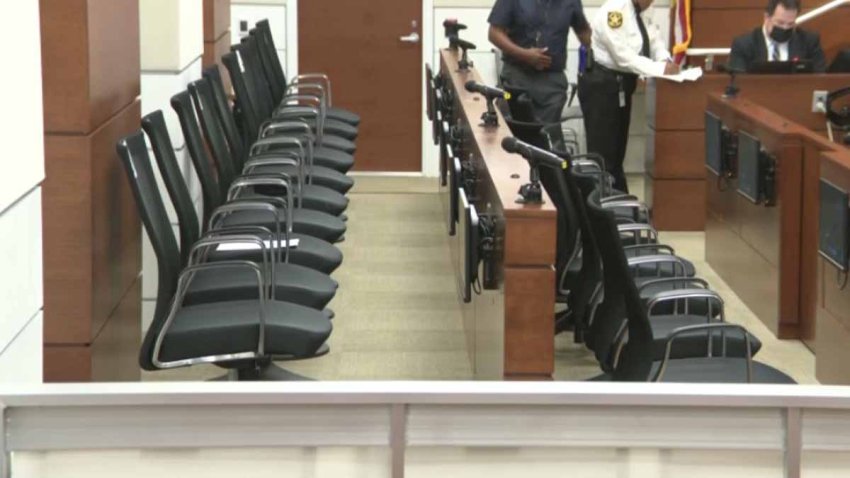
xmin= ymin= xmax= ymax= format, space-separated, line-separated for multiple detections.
xmin=772 ymin=43 xmax=781 ymax=61
xmin=635 ymin=12 xmax=650 ymax=58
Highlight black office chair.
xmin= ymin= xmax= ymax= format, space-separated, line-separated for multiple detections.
xmin=223 ymin=47 xmax=355 ymax=174
xmin=171 ymin=90 xmax=347 ymax=243
xmin=584 ymin=189 xmax=794 ymax=383
xmin=142 ymin=110 xmax=343 ymax=276
xmin=239 ymin=35 xmax=357 ymax=157
xmin=254 ymin=19 xmax=360 ymax=128
xmin=189 ymin=78 xmax=349 ymax=217
xmin=117 ymin=131 xmax=332 ymax=381
xmin=203 ymin=66 xmax=353 ymax=195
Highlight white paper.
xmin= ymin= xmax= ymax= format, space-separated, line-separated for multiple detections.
xmin=216 ymin=239 xmax=300 ymax=252
xmin=659 ymin=66 xmax=704 ymax=83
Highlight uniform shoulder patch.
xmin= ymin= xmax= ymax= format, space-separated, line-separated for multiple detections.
xmin=607 ymin=11 xmax=623 ymax=29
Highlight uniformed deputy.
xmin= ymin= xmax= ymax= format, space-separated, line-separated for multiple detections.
xmin=578 ymin=0 xmax=678 ymax=193
xmin=488 ymin=0 xmax=592 ymax=123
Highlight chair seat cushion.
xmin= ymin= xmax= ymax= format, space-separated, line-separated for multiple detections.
xmin=159 ymin=300 xmax=332 ymax=363
xmin=246 ymin=184 xmax=348 ymax=216
xmin=650 ymin=357 xmax=796 ymax=384
xmin=328 ymin=106 xmax=361 ymax=126
xmin=648 ymin=314 xmax=762 ymax=360
xmin=208 ymin=233 xmax=343 ymax=274
xmin=184 ymin=262 xmax=337 ymax=310
xmin=219 ymin=207 xmax=346 ymax=243
xmin=319 ymin=135 xmax=356 ymax=155
xmin=247 ymin=160 xmax=354 ymax=194
xmin=262 ymin=141 xmax=354 ymax=173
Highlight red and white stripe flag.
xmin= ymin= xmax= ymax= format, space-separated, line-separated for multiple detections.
xmin=671 ymin=0 xmax=692 ymax=65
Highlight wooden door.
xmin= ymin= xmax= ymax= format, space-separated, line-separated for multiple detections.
xmin=299 ymin=0 xmax=422 ymax=172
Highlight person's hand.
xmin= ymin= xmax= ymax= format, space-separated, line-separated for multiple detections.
xmin=663 ymin=61 xmax=680 ymax=75
xmin=524 ymin=47 xmax=553 ymax=70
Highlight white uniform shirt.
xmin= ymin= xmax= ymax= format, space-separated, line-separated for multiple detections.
xmin=763 ymin=26 xmax=789 ymax=61
xmin=590 ymin=0 xmax=671 ymax=77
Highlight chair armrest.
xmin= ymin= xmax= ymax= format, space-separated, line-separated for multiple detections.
xmin=618 ymin=223 xmax=658 ymax=244
xmin=188 ymin=233 xmax=275 ymax=285
xmin=645 ymin=288 xmax=724 ymax=319
xmin=602 ymin=200 xmax=649 ymax=223
xmin=623 ymin=244 xmax=676 ymax=256
xmin=637 ymin=277 xmax=708 ymax=294
xmin=152 ymin=260 xmax=268 ymax=369
xmin=193 ymin=227 xmax=275 ymax=265
xmin=250 ymin=136 xmax=306 ymax=158
xmin=653 ymin=323 xmax=755 ymax=382
xmin=291 ymin=73 xmax=332 ymax=105
xmin=285 ymin=83 xmax=327 ymax=107
xmin=210 ymin=197 xmax=289 ymax=246
xmin=627 ymin=254 xmax=687 ymax=277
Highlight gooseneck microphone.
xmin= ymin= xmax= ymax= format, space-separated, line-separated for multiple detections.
xmin=464 ymin=80 xmax=509 ymax=100
xmin=501 ymin=137 xmax=569 ymax=170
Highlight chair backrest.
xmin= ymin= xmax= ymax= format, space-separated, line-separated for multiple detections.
xmin=250 ymin=26 xmax=284 ymax=104
xmin=171 ymin=90 xmax=225 ymax=224
xmin=189 ymin=78 xmax=243 ymax=179
xmin=115 ymin=131 xmax=181 ymax=371
xmin=222 ymin=50 xmax=263 ymax=145
xmin=141 ymin=111 xmax=201 ymax=267
xmin=236 ymin=37 xmax=276 ymax=121
xmin=584 ymin=189 xmax=654 ymax=381
xmin=255 ymin=19 xmax=289 ymax=92
xmin=203 ymin=65 xmax=247 ymax=166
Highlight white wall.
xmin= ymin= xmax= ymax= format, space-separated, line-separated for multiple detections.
xmin=139 ymin=0 xmax=205 ymax=334
xmin=0 ymin=0 xmax=45 ymax=383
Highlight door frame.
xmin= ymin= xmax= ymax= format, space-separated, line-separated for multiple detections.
xmin=289 ymin=0 xmax=433 ymax=176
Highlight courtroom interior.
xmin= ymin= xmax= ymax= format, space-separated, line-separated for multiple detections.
xmin=2 ymin=0 xmax=850 ymax=476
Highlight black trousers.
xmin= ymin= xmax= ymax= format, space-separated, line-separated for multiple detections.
xmin=577 ymin=67 xmax=638 ymax=193
xmin=501 ymin=62 xmax=569 ymax=124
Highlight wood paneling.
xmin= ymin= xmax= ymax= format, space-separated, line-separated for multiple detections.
xmin=651 ymin=131 xmax=706 ymax=179
xmin=45 ymin=279 xmax=142 ymax=382
xmin=204 ymin=31 xmax=232 ymax=93
xmin=647 ymin=74 xmax=850 ymax=230
xmin=690 ymin=6 xmax=850 ymax=59
xmin=41 ymin=0 xmax=141 ymax=382
xmin=204 ymin=0 xmax=230 ymax=42
xmin=504 ymin=267 xmax=555 ymax=379
xmin=649 ymin=179 xmax=706 ymax=231
xmin=40 ymin=0 xmax=140 ymax=134
xmin=43 ymin=101 xmax=141 ymax=345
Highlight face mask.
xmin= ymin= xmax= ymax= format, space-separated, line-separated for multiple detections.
xmin=770 ymin=25 xmax=793 ymax=43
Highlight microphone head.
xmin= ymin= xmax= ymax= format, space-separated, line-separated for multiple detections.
xmin=464 ymin=80 xmax=478 ymax=92
xmin=501 ymin=136 xmax=519 ymax=153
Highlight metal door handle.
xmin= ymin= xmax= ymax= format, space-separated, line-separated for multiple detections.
xmin=400 ymin=32 xmax=420 ymax=44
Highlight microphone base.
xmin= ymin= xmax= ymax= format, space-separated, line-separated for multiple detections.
xmin=480 ymin=110 xmax=498 ymax=127
xmin=516 ymin=182 xmax=544 ymax=204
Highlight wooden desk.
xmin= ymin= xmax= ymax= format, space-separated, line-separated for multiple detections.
xmin=705 ymin=93 xmax=844 ymax=344
xmin=440 ymin=48 xmax=558 ymax=380
xmin=646 ymin=74 xmax=850 ymax=230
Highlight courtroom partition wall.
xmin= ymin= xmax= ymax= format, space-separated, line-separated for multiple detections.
xmin=705 ymin=93 xmax=846 ymax=352
xmin=646 ymin=73 xmax=850 ymax=231
xmin=815 ymin=150 xmax=850 ymax=384
xmin=439 ymin=48 xmax=558 ymax=381
xmin=705 ymin=94 xmax=806 ymax=340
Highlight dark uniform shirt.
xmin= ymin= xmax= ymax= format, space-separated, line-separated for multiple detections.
xmin=488 ymin=0 xmax=589 ymax=72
